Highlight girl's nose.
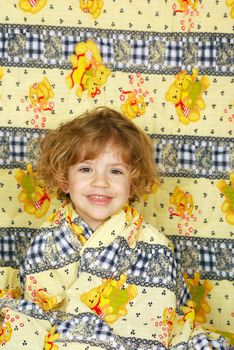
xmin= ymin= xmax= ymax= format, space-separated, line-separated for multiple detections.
xmin=91 ymin=172 xmax=109 ymax=188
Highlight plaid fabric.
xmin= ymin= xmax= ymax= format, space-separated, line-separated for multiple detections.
xmin=1 ymin=297 xmax=228 ymax=350
xmin=24 ymin=229 xmax=47 ymax=266
xmin=198 ymin=40 xmax=217 ymax=68
xmin=98 ymin=37 xmax=114 ymax=63
xmin=172 ymin=333 xmax=230 ymax=350
xmin=130 ymin=38 xmax=148 ymax=65
xmin=200 ymin=244 xmax=216 ymax=272
xmin=212 ymin=146 xmax=229 ymax=172
xmin=165 ymin=40 xmax=183 ymax=67
xmin=2 ymin=128 xmax=233 ymax=176
xmin=9 ymin=135 xmax=28 ymax=162
xmin=62 ymin=33 xmax=85 ymax=60
xmin=26 ymin=31 xmax=44 ymax=60
xmin=151 ymin=136 xmax=233 ymax=178
xmin=177 ymin=272 xmax=191 ymax=307
xmin=178 ymin=143 xmax=196 ymax=170
xmin=0 ymin=29 xmax=7 ymax=58
xmin=95 ymin=239 xmax=120 ymax=271
xmin=130 ymin=248 xmax=149 ymax=277
xmin=189 ymin=333 xmax=230 ymax=350
xmin=0 ymin=25 xmax=232 ymax=74
xmin=171 ymin=236 xmax=234 ymax=280
xmin=0 ymin=128 xmax=43 ymax=165
xmin=57 ymin=314 xmax=114 ymax=342
xmin=24 ymin=219 xmax=92 ymax=269
xmin=0 ymin=228 xmax=37 ymax=267
xmin=0 ymin=232 xmax=15 ymax=262
xmin=81 ymin=236 xmax=189 ymax=302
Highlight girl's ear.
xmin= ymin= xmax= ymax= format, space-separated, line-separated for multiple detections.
xmin=60 ymin=181 xmax=69 ymax=194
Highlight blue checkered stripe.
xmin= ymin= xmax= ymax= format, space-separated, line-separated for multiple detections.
xmin=0 ymin=228 xmax=37 ymax=267
xmin=23 ymin=219 xmax=91 ymax=270
xmin=57 ymin=315 xmax=115 ymax=343
xmin=171 ymin=333 xmax=230 ymax=350
xmin=154 ymin=137 xmax=232 ymax=177
xmin=0 ymin=25 xmax=233 ymax=73
xmin=92 ymin=239 xmax=122 ymax=272
xmin=171 ymin=236 xmax=234 ymax=280
xmin=0 ymin=128 xmax=43 ymax=165
xmin=1 ymin=128 xmax=233 ymax=178
xmin=81 ymin=237 xmax=190 ymax=302
xmin=165 ymin=39 xmax=183 ymax=67
xmin=0 ymin=231 xmax=16 ymax=262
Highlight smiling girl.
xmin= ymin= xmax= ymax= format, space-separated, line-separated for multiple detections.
xmin=0 ymin=107 xmax=228 ymax=349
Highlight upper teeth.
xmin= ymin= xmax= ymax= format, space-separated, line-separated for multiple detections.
xmin=92 ymin=195 xmax=105 ymax=199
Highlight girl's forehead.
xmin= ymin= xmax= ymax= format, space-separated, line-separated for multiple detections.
xmin=78 ymin=141 xmax=129 ymax=163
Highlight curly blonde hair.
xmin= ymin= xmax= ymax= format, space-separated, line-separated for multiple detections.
xmin=37 ymin=107 xmax=158 ymax=202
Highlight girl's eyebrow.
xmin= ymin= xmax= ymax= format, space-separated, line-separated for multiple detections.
xmin=79 ymin=160 xmax=129 ymax=168
xmin=110 ymin=162 xmax=129 ymax=169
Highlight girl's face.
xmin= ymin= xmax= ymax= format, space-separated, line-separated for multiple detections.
xmin=65 ymin=144 xmax=131 ymax=230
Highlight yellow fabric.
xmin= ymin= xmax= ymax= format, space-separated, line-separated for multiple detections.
xmin=0 ymin=204 xmax=228 ymax=349
xmin=0 ymin=0 xmax=233 ymax=348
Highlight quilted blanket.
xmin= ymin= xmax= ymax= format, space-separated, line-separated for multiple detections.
xmin=0 ymin=0 xmax=233 ymax=348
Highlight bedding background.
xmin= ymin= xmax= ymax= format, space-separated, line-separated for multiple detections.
xmin=0 ymin=0 xmax=233 ymax=345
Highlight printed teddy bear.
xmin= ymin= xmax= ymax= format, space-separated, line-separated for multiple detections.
xmin=121 ymin=92 xmax=146 ymax=119
xmin=169 ymin=186 xmax=194 ymax=217
xmin=29 ymin=77 xmax=54 ymax=110
xmin=183 ymin=272 xmax=213 ymax=324
xmin=165 ymin=68 xmax=210 ymax=125
xmin=44 ymin=326 xmax=60 ymax=350
xmin=174 ymin=0 xmax=199 ymax=13
xmin=177 ymin=300 xmax=196 ymax=327
xmin=80 ymin=0 xmax=104 ymax=19
xmin=0 ymin=67 xmax=4 ymax=80
xmin=33 ymin=289 xmax=60 ymax=311
xmin=0 ymin=287 xmax=21 ymax=299
xmin=85 ymin=64 xmax=111 ymax=97
xmin=217 ymin=172 xmax=234 ymax=225
xmin=18 ymin=0 xmax=47 ymax=14
xmin=66 ymin=40 xmax=111 ymax=98
xmin=226 ymin=0 xmax=234 ymax=18
xmin=80 ymin=274 xmax=138 ymax=324
xmin=163 ymin=307 xmax=176 ymax=334
xmin=0 ymin=322 xmax=12 ymax=346
xmin=15 ymin=163 xmax=50 ymax=218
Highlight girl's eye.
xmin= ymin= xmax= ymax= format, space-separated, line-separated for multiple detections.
xmin=79 ymin=167 xmax=92 ymax=173
xmin=111 ymin=169 xmax=123 ymax=175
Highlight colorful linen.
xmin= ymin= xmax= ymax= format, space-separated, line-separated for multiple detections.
xmin=0 ymin=0 xmax=234 ymax=348
xmin=0 ymin=203 xmax=229 ymax=349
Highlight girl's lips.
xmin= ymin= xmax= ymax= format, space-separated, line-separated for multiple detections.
xmin=87 ymin=194 xmax=112 ymax=205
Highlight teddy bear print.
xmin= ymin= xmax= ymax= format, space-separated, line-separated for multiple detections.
xmin=163 ymin=307 xmax=176 ymax=334
xmin=15 ymin=163 xmax=51 ymax=218
xmin=18 ymin=0 xmax=47 ymax=14
xmin=173 ymin=0 xmax=199 ymax=14
xmin=0 ymin=67 xmax=4 ymax=80
xmin=165 ymin=68 xmax=210 ymax=125
xmin=80 ymin=274 xmax=138 ymax=324
xmin=182 ymin=272 xmax=213 ymax=324
xmin=169 ymin=186 xmax=194 ymax=217
xmin=0 ymin=322 xmax=12 ymax=346
xmin=44 ymin=326 xmax=60 ymax=350
xmin=226 ymin=0 xmax=234 ymax=18
xmin=66 ymin=40 xmax=111 ymax=98
xmin=121 ymin=92 xmax=146 ymax=119
xmin=29 ymin=77 xmax=54 ymax=111
xmin=217 ymin=172 xmax=234 ymax=225
xmin=79 ymin=0 xmax=104 ymax=19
